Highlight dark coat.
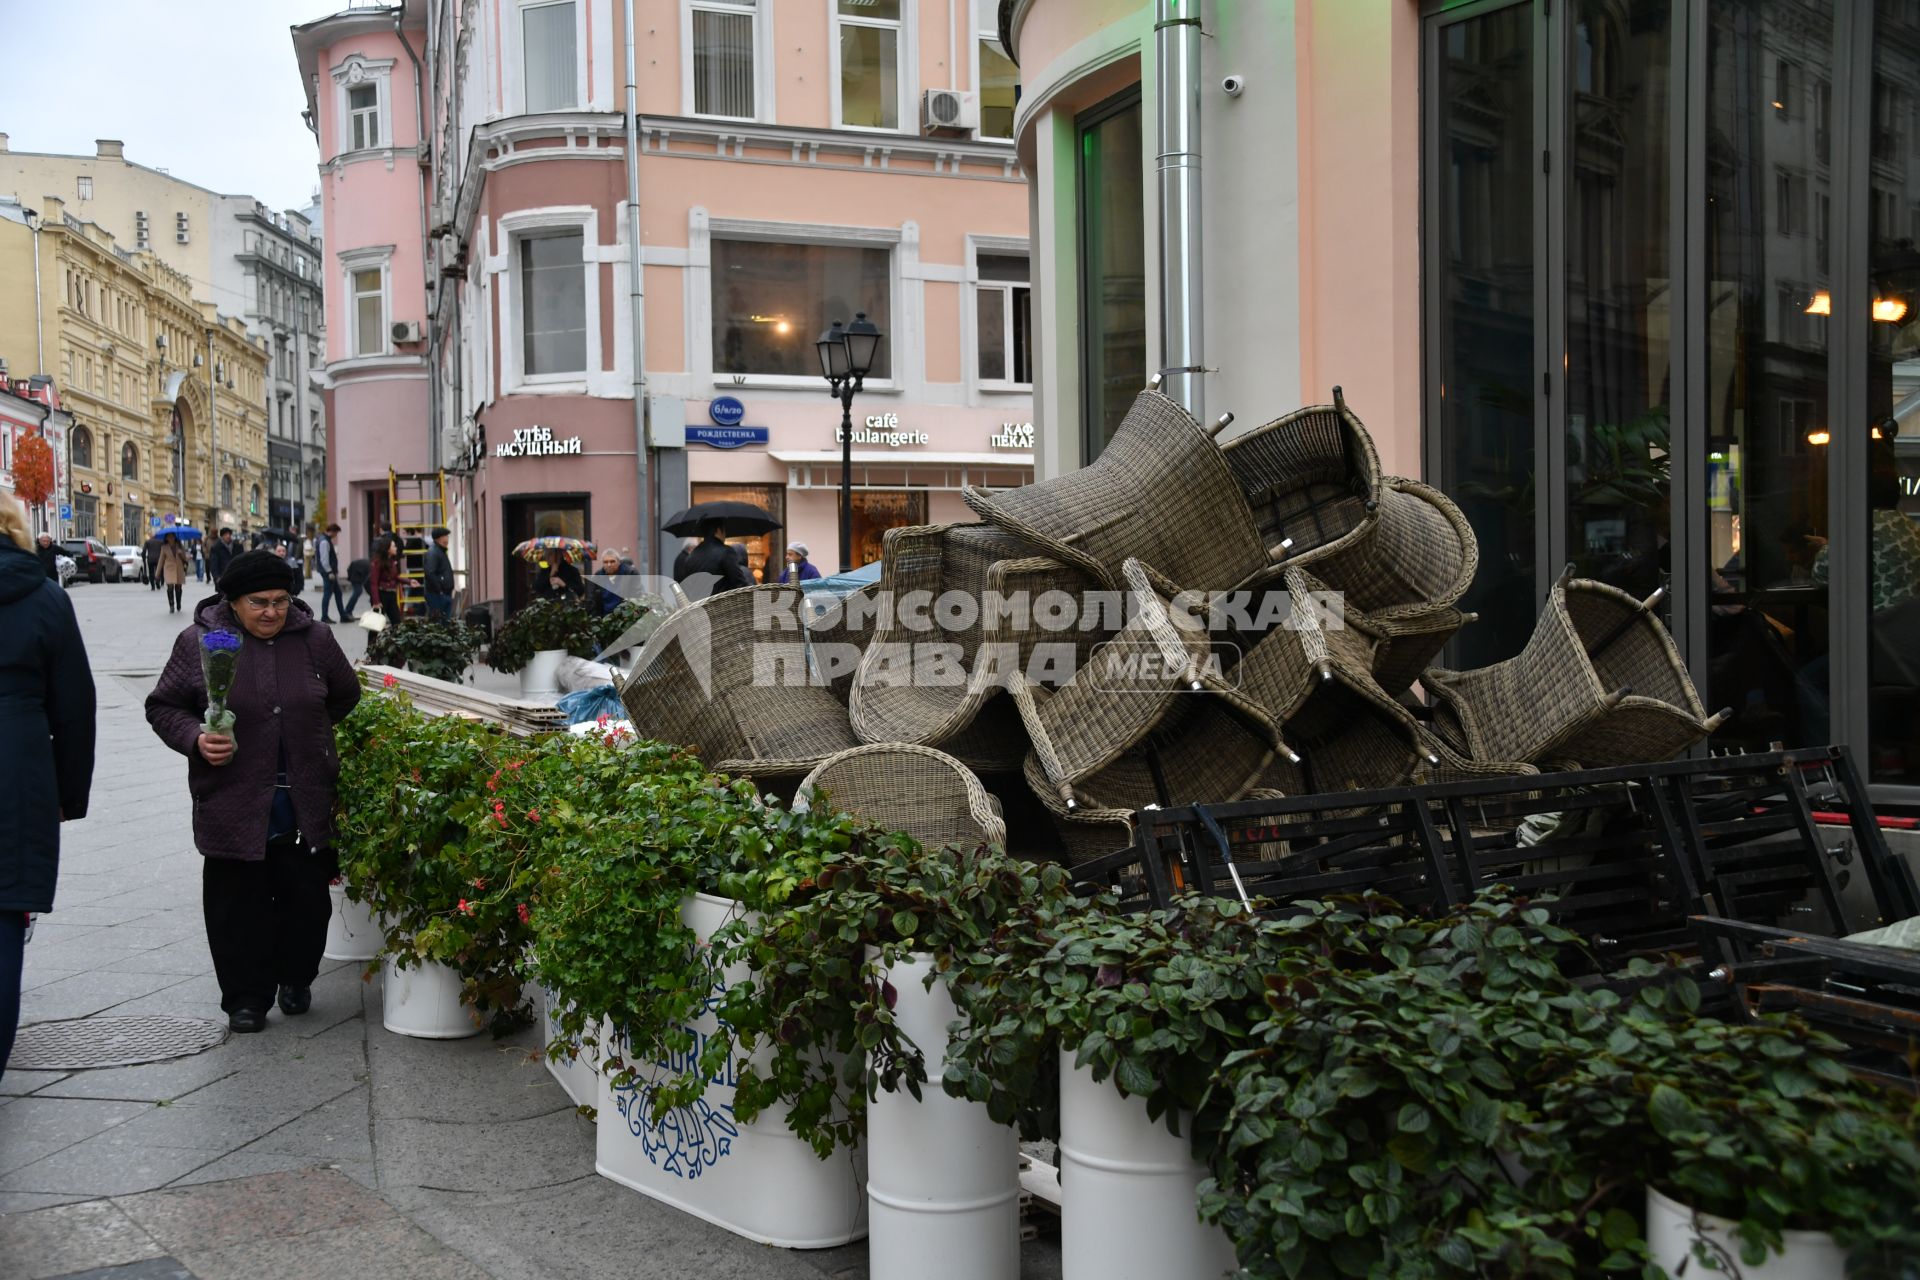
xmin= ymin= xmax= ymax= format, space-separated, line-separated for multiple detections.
xmin=35 ymin=540 xmax=60 ymax=580
xmin=144 ymin=595 xmax=360 ymax=860
xmin=346 ymin=557 xmax=370 ymax=586
xmin=673 ymin=536 xmax=755 ymax=597
xmin=424 ymin=542 xmax=455 ymax=595
xmin=593 ymin=560 xmax=635 ymax=614
xmin=207 ymin=536 xmax=238 ymax=581
xmin=0 ymin=534 xmax=95 ymax=912
xmin=314 ymin=533 xmax=340 ymax=578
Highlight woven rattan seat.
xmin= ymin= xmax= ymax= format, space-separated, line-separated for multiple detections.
xmin=849 ymin=524 xmax=1100 ymax=763
xmin=798 ymin=743 xmax=1006 ymax=849
xmin=1217 ymin=390 xmax=1384 ymax=578
xmin=806 ymin=583 xmax=880 ymax=705
xmin=620 ymin=582 xmax=858 ymax=779
xmin=1422 ymin=575 xmax=1728 ymax=768
xmin=962 ymin=390 xmax=1280 ymax=593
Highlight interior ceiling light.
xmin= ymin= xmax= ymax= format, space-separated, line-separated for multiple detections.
xmin=1873 ymin=297 xmax=1908 ymax=323
xmin=1807 ymin=429 xmax=1832 ymax=446
xmin=1806 ymin=291 xmax=1832 ymax=316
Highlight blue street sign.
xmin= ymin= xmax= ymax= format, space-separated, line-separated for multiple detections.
xmin=59 ymin=503 xmax=71 ymax=520
xmin=708 ymin=395 xmax=746 ymax=426
xmin=686 ymin=425 xmax=769 ymax=449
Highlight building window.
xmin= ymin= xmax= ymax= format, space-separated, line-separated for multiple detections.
xmin=975 ymin=252 xmax=1031 ymax=386
xmin=77 ymin=175 xmax=92 ymax=201
xmin=71 ymin=494 xmax=96 ymax=538
xmin=847 ymin=490 xmax=926 ymax=569
xmin=1776 ymin=168 xmax=1808 ymax=235
xmin=1076 ymin=88 xmax=1146 ymax=460
xmin=71 ymin=425 xmax=93 ymax=470
xmin=690 ymin=481 xmax=785 ymax=582
xmin=350 ymin=267 xmax=386 ymax=357
xmin=710 ymin=237 xmax=892 ymax=378
xmin=250 ymin=484 xmax=261 ymax=518
xmin=976 ymin=2 xmax=1015 ymax=141
xmin=518 ymin=230 xmax=588 ymax=376
xmin=837 ymin=0 xmax=901 ymax=130
xmin=691 ymin=0 xmax=758 ymax=119
xmin=524 ymin=1 xmax=579 ymax=112
xmin=222 ymin=474 xmax=234 ymax=510
xmin=348 ymin=84 xmax=379 ymax=149
xmin=121 ymin=442 xmax=138 ymax=480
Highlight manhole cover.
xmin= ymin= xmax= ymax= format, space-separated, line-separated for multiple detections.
xmin=10 ymin=1016 xmax=228 ymax=1070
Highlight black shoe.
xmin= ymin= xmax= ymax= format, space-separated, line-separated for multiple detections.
xmin=277 ymin=985 xmax=311 ymax=1016
xmin=229 ymin=1008 xmax=268 ymax=1033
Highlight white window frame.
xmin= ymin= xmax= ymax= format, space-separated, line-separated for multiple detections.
xmin=970 ymin=0 xmax=1016 ymax=145
xmin=339 ymin=246 xmax=394 ymax=359
xmin=495 ymin=207 xmax=602 ymax=396
xmin=968 ymin=237 xmax=1032 ymax=392
xmin=681 ymin=0 xmax=774 ymax=122
xmin=347 ymin=83 xmax=382 ymax=152
xmin=830 ymin=0 xmax=915 ymax=134
xmin=692 ymin=212 xmax=903 ymax=392
xmin=512 ymin=0 xmax=588 ymax=116
xmin=329 ymin=55 xmax=395 ymax=158
xmin=76 ymin=175 xmax=93 ymax=200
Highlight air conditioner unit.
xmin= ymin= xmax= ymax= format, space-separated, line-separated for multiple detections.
xmin=391 ymin=320 xmax=424 ymax=344
xmin=175 ymin=231 xmax=190 ymax=244
xmin=436 ymin=235 xmax=464 ymax=279
xmin=922 ymin=88 xmax=977 ymax=135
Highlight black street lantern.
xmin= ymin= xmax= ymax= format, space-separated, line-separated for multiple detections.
xmin=817 ymin=311 xmax=884 ymax=571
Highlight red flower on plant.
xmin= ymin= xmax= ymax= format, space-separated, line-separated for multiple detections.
xmin=486 ymin=771 xmax=499 ymax=792
xmin=526 ymin=808 xmax=541 ymax=822
xmin=457 ymin=898 xmax=475 ymax=915
xmin=382 ymin=673 xmax=398 ymax=688
xmin=471 ymin=877 xmax=486 ymax=890
xmin=507 ymin=759 xmax=525 ymax=771
xmin=516 ymin=902 xmax=530 ymax=924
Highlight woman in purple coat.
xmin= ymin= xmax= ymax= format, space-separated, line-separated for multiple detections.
xmin=145 ymin=550 xmax=360 ymax=1033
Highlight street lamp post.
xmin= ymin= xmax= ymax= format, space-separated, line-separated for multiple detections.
xmin=815 ymin=311 xmax=883 ymax=572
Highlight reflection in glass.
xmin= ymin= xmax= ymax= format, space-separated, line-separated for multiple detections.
xmin=1433 ymin=7 xmax=1535 ymax=666
xmin=1865 ymin=0 xmax=1920 ymax=783
xmin=710 ymin=239 xmax=892 ymax=378
xmin=1566 ymin=2 xmax=1674 ymax=619
xmin=690 ymin=482 xmax=785 ymax=583
xmin=1077 ymin=92 xmax=1146 ymax=460
xmin=521 ymin=231 xmax=587 ymax=375
xmin=1702 ymin=1 xmax=1833 ymax=755
xmin=839 ymin=23 xmax=899 ymax=129
xmin=979 ymin=39 xmax=1017 ymax=140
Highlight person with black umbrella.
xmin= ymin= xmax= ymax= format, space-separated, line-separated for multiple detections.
xmin=672 ymin=520 xmax=756 ymax=597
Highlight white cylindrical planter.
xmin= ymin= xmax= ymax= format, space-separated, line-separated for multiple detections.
xmin=381 ymin=957 xmax=482 ymax=1040
xmin=867 ymin=951 xmax=1020 ymax=1280
xmin=1058 ymin=1050 xmax=1237 ymax=1280
xmin=323 ymin=882 xmax=381 ymax=962
xmin=518 ymin=648 xmax=566 ymax=696
xmin=1645 ymin=1187 xmax=1844 ymax=1280
xmin=539 ymin=983 xmax=601 ymax=1109
xmin=595 ymin=892 xmax=867 ymax=1248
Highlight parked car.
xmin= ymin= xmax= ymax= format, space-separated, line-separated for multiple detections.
xmin=60 ymin=536 xmax=122 ymax=583
xmin=109 ymin=544 xmax=144 ymax=580
xmin=55 ymin=553 xmax=76 ymax=588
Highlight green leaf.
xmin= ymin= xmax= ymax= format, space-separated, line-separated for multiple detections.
xmin=1647 ymin=1082 xmax=1697 ymax=1139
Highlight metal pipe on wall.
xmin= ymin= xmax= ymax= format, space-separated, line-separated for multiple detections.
xmin=1154 ymin=0 xmax=1205 ymax=424
xmin=624 ymin=0 xmax=654 ymax=573
xmin=395 ymin=11 xmax=436 ymax=471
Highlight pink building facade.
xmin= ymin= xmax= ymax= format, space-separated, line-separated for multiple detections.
xmin=420 ymin=0 xmax=1033 ymax=612
xmin=293 ymin=2 xmax=434 ymax=562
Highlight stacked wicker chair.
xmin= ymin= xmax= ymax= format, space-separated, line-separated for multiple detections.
xmin=616 ymin=380 xmax=1723 ymax=869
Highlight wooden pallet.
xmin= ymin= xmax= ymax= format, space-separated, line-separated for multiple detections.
xmin=360 ymin=664 xmax=567 ymax=737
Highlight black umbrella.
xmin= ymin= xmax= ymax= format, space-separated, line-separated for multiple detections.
xmin=662 ymin=500 xmax=782 ymax=537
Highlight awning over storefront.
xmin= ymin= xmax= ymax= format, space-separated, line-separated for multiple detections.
xmin=769 ymin=449 xmax=1034 ymax=493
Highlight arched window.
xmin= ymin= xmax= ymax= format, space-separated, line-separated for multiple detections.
xmin=250 ymin=483 xmax=261 ymax=517
xmin=221 ymin=474 xmax=234 ymax=510
xmin=71 ymin=425 xmax=93 ymax=470
xmin=121 ymin=442 xmax=138 ymax=480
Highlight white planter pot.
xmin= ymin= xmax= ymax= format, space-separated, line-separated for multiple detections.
xmin=381 ymin=957 xmax=482 ymax=1040
xmin=539 ymin=983 xmax=601 ymax=1109
xmin=1645 ymin=1187 xmax=1845 ymax=1280
xmin=518 ymin=648 xmax=567 ymax=696
xmin=323 ymin=882 xmax=381 ymax=962
xmin=866 ymin=951 xmax=1020 ymax=1280
xmin=594 ymin=892 xmax=867 ymax=1249
xmin=1058 ymin=1049 xmax=1237 ymax=1280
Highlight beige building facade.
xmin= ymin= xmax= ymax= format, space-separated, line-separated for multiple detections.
xmin=0 ymin=197 xmax=268 ymax=543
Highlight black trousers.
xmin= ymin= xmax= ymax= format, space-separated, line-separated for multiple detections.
xmin=202 ymin=838 xmax=337 ymax=1014
xmin=165 ymin=583 xmax=183 ymax=611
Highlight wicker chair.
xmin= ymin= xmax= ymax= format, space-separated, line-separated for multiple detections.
xmin=806 ymin=583 xmax=880 ymax=705
xmin=1010 ymin=559 xmax=1284 ymax=814
xmin=1215 ymin=388 xmax=1384 ymax=581
xmin=849 ymin=524 xmax=1101 ymax=765
xmin=1421 ymin=574 xmax=1729 ymax=768
xmin=797 ymin=743 xmax=1006 ymax=849
xmin=962 ymin=389 xmax=1280 ymax=593
xmin=619 ymin=582 xmax=859 ymax=780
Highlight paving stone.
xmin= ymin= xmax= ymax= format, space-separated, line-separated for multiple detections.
xmin=84 ymin=1095 xmax=325 ymax=1154
xmin=114 ymin=1167 xmax=396 ymax=1255
xmin=244 ymin=1088 xmax=373 ymax=1162
xmin=30 ymin=1057 xmax=237 ymax=1104
xmin=0 ymin=1098 xmax=151 ymax=1177
xmin=175 ymin=1214 xmax=492 ymax=1280
xmin=47 ymin=1257 xmax=200 ymax=1280
xmin=0 ymin=1136 xmax=224 ymax=1198
xmin=20 ymin=967 xmax=86 ymax=992
xmin=0 ymin=1068 xmax=72 ymax=1096
xmin=0 ymin=1190 xmax=90 ymax=1213
xmin=0 ymin=1197 xmax=165 ymax=1279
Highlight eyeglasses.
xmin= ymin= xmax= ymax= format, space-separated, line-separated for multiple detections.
xmin=241 ymin=595 xmax=292 ymax=614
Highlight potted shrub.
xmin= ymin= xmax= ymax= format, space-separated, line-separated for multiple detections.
xmin=488 ymin=597 xmax=596 ymax=694
xmin=363 ymin=617 xmax=485 ymax=683
xmin=595 ymin=595 xmax=666 ymax=664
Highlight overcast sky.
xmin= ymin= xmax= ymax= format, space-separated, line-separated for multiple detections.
xmin=0 ymin=0 xmax=342 ymax=213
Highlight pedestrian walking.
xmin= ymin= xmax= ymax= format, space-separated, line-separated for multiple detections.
xmin=343 ymin=554 xmax=370 ymax=619
xmin=778 ymin=542 xmax=821 ymax=584
xmin=34 ymin=532 xmax=60 ymax=581
xmin=156 ymin=532 xmax=191 ymax=614
xmin=314 ymin=523 xmax=349 ymax=622
xmin=144 ymin=550 xmax=360 ymax=1033
xmin=207 ymin=527 xmax=239 ymax=582
xmin=143 ymin=533 xmax=163 ymax=590
xmin=672 ymin=521 xmax=755 ymax=598
xmin=592 ymin=546 xmax=635 ymax=614
xmin=423 ymin=527 xmax=455 ymax=621
xmin=191 ymin=540 xmax=205 ymax=583
xmin=0 ymin=495 xmax=95 ymax=1073
xmin=369 ymin=537 xmax=403 ymax=619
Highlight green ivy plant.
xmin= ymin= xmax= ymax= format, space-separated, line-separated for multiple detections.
xmin=363 ymin=617 xmax=484 ymax=682
xmin=595 ymin=595 xmax=666 ymax=658
xmin=487 ymin=596 xmax=597 ymax=674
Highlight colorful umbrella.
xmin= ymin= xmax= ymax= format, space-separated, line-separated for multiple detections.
xmin=512 ymin=535 xmax=598 ymax=564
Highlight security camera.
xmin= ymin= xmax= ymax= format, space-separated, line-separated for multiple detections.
xmin=1222 ymin=74 xmax=1246 ymax=98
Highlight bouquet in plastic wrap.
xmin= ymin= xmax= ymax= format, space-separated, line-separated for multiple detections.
xmin=200 ymin=628 xmax=243 ymax=747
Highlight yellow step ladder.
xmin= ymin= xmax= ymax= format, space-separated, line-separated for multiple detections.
xmin=387 ymin=468 xmax=447 ymax=615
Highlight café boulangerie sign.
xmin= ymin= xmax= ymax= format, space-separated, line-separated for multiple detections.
xmin=835 ymin=413 xmax=929 ymax=448
xmin=495 ymin=425 xmax=583 ymax=458
xmin=991 ymin=422 xmax=1035 ymax=450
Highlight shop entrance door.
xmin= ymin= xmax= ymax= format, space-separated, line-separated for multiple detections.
xmin=503 ymin=493 xmax=591 ymax=616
